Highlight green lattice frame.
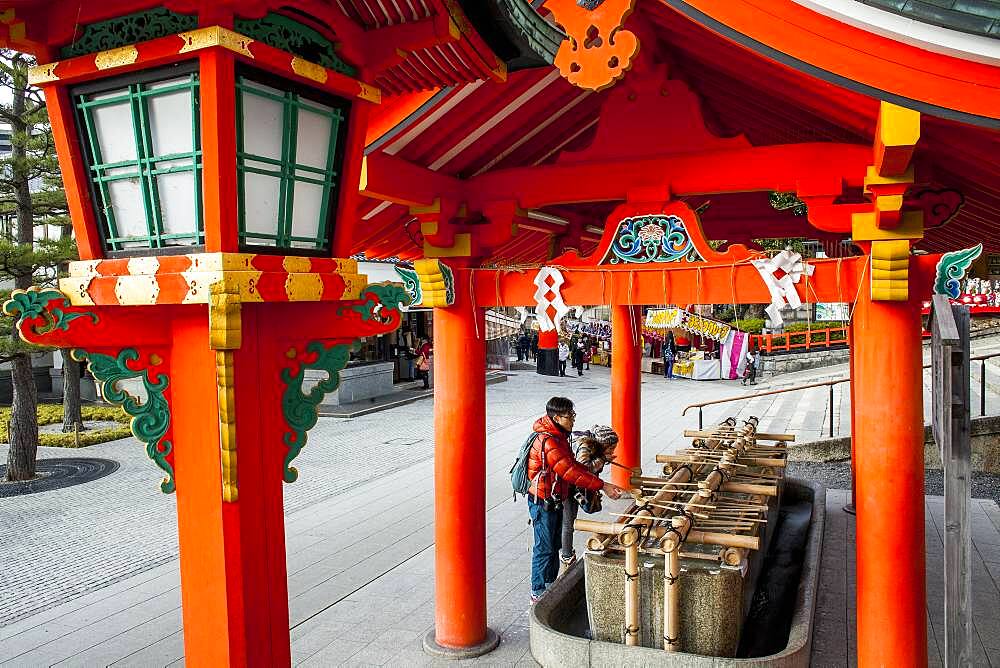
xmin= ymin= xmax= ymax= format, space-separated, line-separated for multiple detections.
xmin=235 ymin=72 xmax=349 ymax=253
xmin=73 ymin=348 xmax=176 ymax=493
xmin=74 ymin=67 xmax=204 ymax=252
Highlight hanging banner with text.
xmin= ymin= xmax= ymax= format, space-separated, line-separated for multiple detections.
xmin=645 ymin=308 xmax=732 ymax=342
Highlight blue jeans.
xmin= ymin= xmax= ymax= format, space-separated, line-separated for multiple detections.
xmin=664 ymin=358 xmax=674 ymax=378
xmin=528 ymin=496 xmax=562 ymax=596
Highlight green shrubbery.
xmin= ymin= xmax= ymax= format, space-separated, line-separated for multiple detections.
xmin=735 ymin=318 xmax=766 ymax=334
xmin=0 ymin=404 xmax=131 ymax=447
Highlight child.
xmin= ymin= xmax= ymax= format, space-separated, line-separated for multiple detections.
xmin=559 ymin=425 xmax=620 ymax=571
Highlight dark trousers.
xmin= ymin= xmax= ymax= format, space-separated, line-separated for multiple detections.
xmin=559 ymin=360 xmax=567 ymax=376
xmin=418 ymin=369 xmax=429 ymax=388
xmin=528 ymin=496 xmax=562 ymax=595
xmin=560 ymin=496 xmax=580 ymax=561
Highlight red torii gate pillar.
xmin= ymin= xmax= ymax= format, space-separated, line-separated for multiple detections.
xmin=611 ymin=305 xmax=642 ymax=488
xmin=852 ymin=289 xmax=927 ymax=666
xmin=422 ymin=262 xmax=500 ymax=657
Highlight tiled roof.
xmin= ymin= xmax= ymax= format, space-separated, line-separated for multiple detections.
xmin=858 ymin=0 xmax=1000 ymax=37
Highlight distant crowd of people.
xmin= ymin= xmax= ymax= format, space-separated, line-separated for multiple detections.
xmin=558 ymin=334 xmax=594 ymax=377
xmin=512 ymin=330 xmax=597 ymax=377
xmin=514 ymin=331 xmax=539 ymax=361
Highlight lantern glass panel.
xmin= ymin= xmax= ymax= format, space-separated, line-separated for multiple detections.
xmin=236 ymin=70 xmax=349 ymax=254
xmin=295 ymin=109 xmax=332 ymax=169
xmin=157 ymin=170 xmax=198 ymax=235
xmin=91 ymin=98 xmax=136 ymax=164
xmin=241 ymin=84 xmax=284 ymax=160
xmin=243 ymin=171 xmax=282 ymax=237
xmin=147 ymin=83 xmax=195 ymax=156
xmin=75 ymin=66 xmax=203 ymax=254
xmin=290 ymin=180 xmax=324 ymax=245
xmin=106 ymin=179 xmax=147 ymax=245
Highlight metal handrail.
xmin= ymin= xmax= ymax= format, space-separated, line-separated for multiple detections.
xmin=682 ymin=378 xmax=849 ymax=434
xmin=972 ymin=352 xmax=1000 ymax=417
xmin=681 ymin=350 xmax=1000 ymax=433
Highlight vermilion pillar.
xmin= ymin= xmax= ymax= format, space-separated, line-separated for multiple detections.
xmin=170 ymin=307 xmax=291 ymax=667
xmin=847 ymin=321 xmax=857 ymax=513
xmin=425 ymin=290 xmax=499 ymax=657
xmin=851 ymin=289 xmax=927 ymax=666
xmin=611 ymin=305 xmax=642 ymax=489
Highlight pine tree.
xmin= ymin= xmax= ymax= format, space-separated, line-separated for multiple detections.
xmin=0 ymin=51 xmax=77 ymax=481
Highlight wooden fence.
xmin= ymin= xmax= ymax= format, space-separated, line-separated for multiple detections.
xmin=749 ymin=326 xmax=849 ymax=353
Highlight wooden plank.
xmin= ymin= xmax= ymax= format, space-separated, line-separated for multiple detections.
xmin=931 ymin=297 xmax=972 ymax=667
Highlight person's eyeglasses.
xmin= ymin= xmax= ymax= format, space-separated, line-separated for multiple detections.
xmin=560 ymin=411 xmax=577 ymax=419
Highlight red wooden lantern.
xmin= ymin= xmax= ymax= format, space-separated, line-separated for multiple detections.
xmin=3 ymin=8 xmax=428 ymax=665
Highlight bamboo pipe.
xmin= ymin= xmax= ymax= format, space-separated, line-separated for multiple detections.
xmin=621 ymin=527 xmax=640 ymax=647
xmin=721 ymin=482 xmax=777 ymax=496
xmin=687 ymin=530 xmax=759 ymax=550
xmin=586 ymin=533 xmax=614 ymax=552
xmin=683 ymin=429 xmax=795 ymax=442
xmin=574 ymin=520 xmax=760 ymax=550
xmin=657 ymin=427 xmax=756 ymax=560
xmin=663 ymin=543 xmax=681 ymax=652
xmin=656 ymin=455 xmax=751 ymax=469
xmin=577 ymin=460 xmax=700 ymax=566
xmin=723 ymin=547 xmax=747 ymax=567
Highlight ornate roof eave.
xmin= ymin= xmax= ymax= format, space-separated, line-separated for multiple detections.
xmin=658 ymin=0 xmax=1000 ymax=129
xmin=457 ymin=0 xmax=566 ymax=71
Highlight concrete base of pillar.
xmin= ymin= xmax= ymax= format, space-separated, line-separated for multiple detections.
xmin=422 ymin=628 xmax=500 ymax=659
xmin=536 ymin=349 xmax=559 ymax=376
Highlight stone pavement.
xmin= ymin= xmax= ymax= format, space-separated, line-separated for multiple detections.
xmin=1 ymin=359 xmax=998 ymax=666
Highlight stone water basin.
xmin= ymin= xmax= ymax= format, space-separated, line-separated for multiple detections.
xmin=529 ymin=479 xmax=825 ymax=667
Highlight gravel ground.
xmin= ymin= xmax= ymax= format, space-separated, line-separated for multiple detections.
xmin=787 ymin=461 xmax=1000 ymax=506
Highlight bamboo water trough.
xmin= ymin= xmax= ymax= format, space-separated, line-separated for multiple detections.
xmin=574 ymin=416 xmax=792 ymax=652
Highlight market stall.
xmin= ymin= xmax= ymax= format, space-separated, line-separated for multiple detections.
xmin=580 ymin=320 xmax=612 ymax=366
xmin=672 ymin=353 xmax=722 ymax=380
xmin=645 ymin=308 xmax=750 ymax=380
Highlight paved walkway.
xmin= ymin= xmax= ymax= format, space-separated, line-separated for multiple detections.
xmin=1 ymin=353 xmax=998 ymax=666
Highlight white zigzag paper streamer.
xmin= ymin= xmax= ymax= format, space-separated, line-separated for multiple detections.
xmin=533 ymin=266 xmax=570 ymax=332
xmin=751 ymin=250 xmax=815 ymax=328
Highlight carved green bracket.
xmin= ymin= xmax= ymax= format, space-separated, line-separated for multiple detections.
xmin=60 ymin=8 xmax=198 ymax=58
xmin=934 ymin=243 xmax=983 ymax=299
xmin=234 ymin=13 xmax=357 ymax=77
xmin=394 ymin=266 xmax=422 ymax=308
xmin=351 ymin=284 xmax=411 ymax=324
xmin=3 ymin=288 xmax=98 ymax=337
xmin=73 ymin=348 xmax=175 ymax=493
xmin=280 ymin=342 xmax=352 ymax=483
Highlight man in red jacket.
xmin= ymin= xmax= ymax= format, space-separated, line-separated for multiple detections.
xmin=526 ymin=396 xmax=625 ymax=602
